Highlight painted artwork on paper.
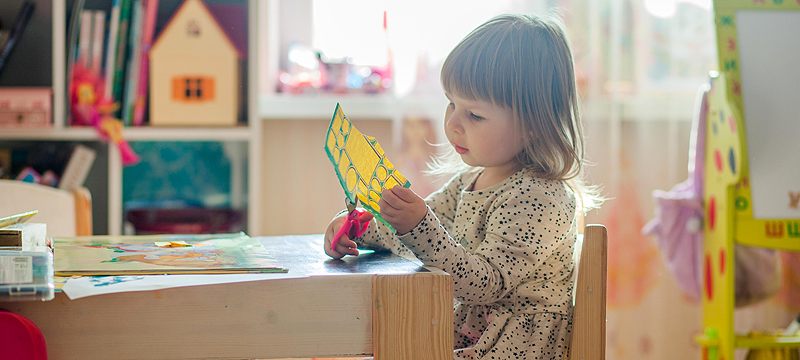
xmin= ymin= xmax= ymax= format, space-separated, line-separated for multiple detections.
xmin=54 ymin=233 xmax=287 ymax=276
xmin=324 ymin=103 xmax=411 ymax=225
xmin=89 ymin=276 xmax=146 ymax=287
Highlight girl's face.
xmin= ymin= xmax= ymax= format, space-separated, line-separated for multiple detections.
xmin=444 ymin=92 xmax=524 ymax=178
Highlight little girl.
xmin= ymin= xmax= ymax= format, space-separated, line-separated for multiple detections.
xmin=325 ymin=14 xmax=599 ymax=360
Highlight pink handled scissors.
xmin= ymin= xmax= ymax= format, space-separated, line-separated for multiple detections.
xmin=330 ymin=198 xmax=373 ymax=252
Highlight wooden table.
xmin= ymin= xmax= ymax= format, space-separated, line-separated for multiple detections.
xmin=5 ymin=235 xmax=453 ymax=360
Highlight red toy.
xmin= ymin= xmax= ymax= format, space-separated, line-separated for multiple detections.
xmin=0 ymin=310 xmax=47 ymax=360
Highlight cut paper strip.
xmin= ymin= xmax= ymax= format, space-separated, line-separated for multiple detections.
xmin=324 ymin=103 xmax=411 ymax=227
xmin=154 ymin=241 xmax=192 ymax=248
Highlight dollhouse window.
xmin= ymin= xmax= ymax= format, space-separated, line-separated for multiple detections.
xmin=172 ymin=76 xmax=215 ymax=102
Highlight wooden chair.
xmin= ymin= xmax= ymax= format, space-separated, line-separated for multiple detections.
xmin=0 ymin=180 xmax=92 ymax=236
xmin=570 ymin=224 xmax=608 ymax=360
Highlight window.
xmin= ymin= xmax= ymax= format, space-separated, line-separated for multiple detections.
xmin=262 ymin=0 xmax=717 ymax=121
xmin=172 ymin=76 xmax=215 ymax=102
xmin=309 ymin=0 xmax=540 ymax=97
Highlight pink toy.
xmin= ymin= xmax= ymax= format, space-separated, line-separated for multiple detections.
xmin=70 ymin=64 xmax=139 ymax=166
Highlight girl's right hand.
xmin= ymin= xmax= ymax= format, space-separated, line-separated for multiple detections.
xmin=324 ymin=214 xmax=360 ymax=259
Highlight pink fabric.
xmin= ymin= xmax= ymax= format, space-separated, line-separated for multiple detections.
xmin=643 ymin=180 xmax=704 ymax=299
xmin=643 ymin=84 xmax=781 ymax=305
xmin=642 ymin=86 xmax=707 ymax=300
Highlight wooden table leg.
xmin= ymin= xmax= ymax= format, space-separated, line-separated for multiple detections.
xmin=372 ymin=273 xmax=453 ymax=360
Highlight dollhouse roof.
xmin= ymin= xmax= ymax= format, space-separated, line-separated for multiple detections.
xmin=151 ymin=0 xmax=245 ymax=59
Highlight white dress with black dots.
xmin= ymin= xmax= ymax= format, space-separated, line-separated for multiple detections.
xmin=356 ymin=168 xmax=577 ymax=360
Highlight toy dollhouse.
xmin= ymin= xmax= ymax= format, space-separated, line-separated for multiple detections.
xmin=149 ymin=0 xmax=242 ymax=126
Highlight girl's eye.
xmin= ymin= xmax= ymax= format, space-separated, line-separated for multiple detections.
xmin=469 ymin=112 xmax=484 ymax=121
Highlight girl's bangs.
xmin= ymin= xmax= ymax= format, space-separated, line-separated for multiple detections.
xmin=440 ymin=31 xmax=514 ymax=108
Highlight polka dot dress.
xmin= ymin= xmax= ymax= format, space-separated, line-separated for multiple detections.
xmin=356 ymin=168 xmax=578 ymax=359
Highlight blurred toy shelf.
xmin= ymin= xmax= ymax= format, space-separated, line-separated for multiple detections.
xmin=0 ymin=0 xmax=262 ymax=236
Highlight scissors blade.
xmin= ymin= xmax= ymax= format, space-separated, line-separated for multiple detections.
xmin=345 ymin=197 xmax=359 ymax=213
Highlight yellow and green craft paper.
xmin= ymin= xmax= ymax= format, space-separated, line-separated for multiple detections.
xmin=324 ymin=103 xmax=411 ymax=228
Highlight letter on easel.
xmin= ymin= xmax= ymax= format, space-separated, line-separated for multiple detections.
xmin=788 ymin=221 xmax=800 ymax=238
xmin=765 ymin=221 xmax=784 ymax=238
xmin=789 ymin=191 xmax=800 ymax=209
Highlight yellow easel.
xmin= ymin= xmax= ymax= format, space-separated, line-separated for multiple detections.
xmin=697 ymin=1 xmax=800 ymax=359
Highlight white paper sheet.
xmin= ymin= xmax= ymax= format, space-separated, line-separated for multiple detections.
xmin=737 ymin=11 xmax=800 ymax=219
xmin=62 ymin=273 xmax=308 ymax=300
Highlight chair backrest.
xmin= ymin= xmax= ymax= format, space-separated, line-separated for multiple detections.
xmin=570 ymin=224 xmax=608 ymax=360
xmin=0 ymin=180 xmax=92 ymax=237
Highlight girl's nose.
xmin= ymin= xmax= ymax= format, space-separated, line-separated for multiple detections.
xmin=445 ymin=108 xmax=463 ymax=134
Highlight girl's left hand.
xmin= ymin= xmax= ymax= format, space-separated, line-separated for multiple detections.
xmin=379 ymin=185 xmax=427 ymax=235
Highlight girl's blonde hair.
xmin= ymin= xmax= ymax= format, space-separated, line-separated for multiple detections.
xmin=433 ymin=13 xmax=601 ymax=211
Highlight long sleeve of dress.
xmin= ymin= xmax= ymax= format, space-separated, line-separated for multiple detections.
xmin=423 ymin=172 xmax=466 ymax=231
xmin=397 ymin=176 xmax=576 ymax=308
xmin=352 ymin=173 xmax=465 ymax=259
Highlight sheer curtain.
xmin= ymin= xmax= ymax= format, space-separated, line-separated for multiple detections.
xmin=558 ymin=2 xmax=707 ymax=358
xmin=280 ymin=0 xmax=800 ymax=358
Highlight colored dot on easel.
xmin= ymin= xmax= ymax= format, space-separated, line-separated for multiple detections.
xmin=735 ymin=196 xmax=749 ymax=210
xmin=712 ymin=122 xmax=718 ymax=135
xmin=728 ymin=147 xmax=736 ymax=174
xmin=708 ymin=196 xmax=716 ymax=230
xmin=728 ymin=116 xmax=736 ymax=132
xmin=719 ymin=248 xmax=726 ymax=274
xmin=704 ymin=253 xmax=714 ymax=301
xmin=714 ymin=149 xmax=723 ymax=172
